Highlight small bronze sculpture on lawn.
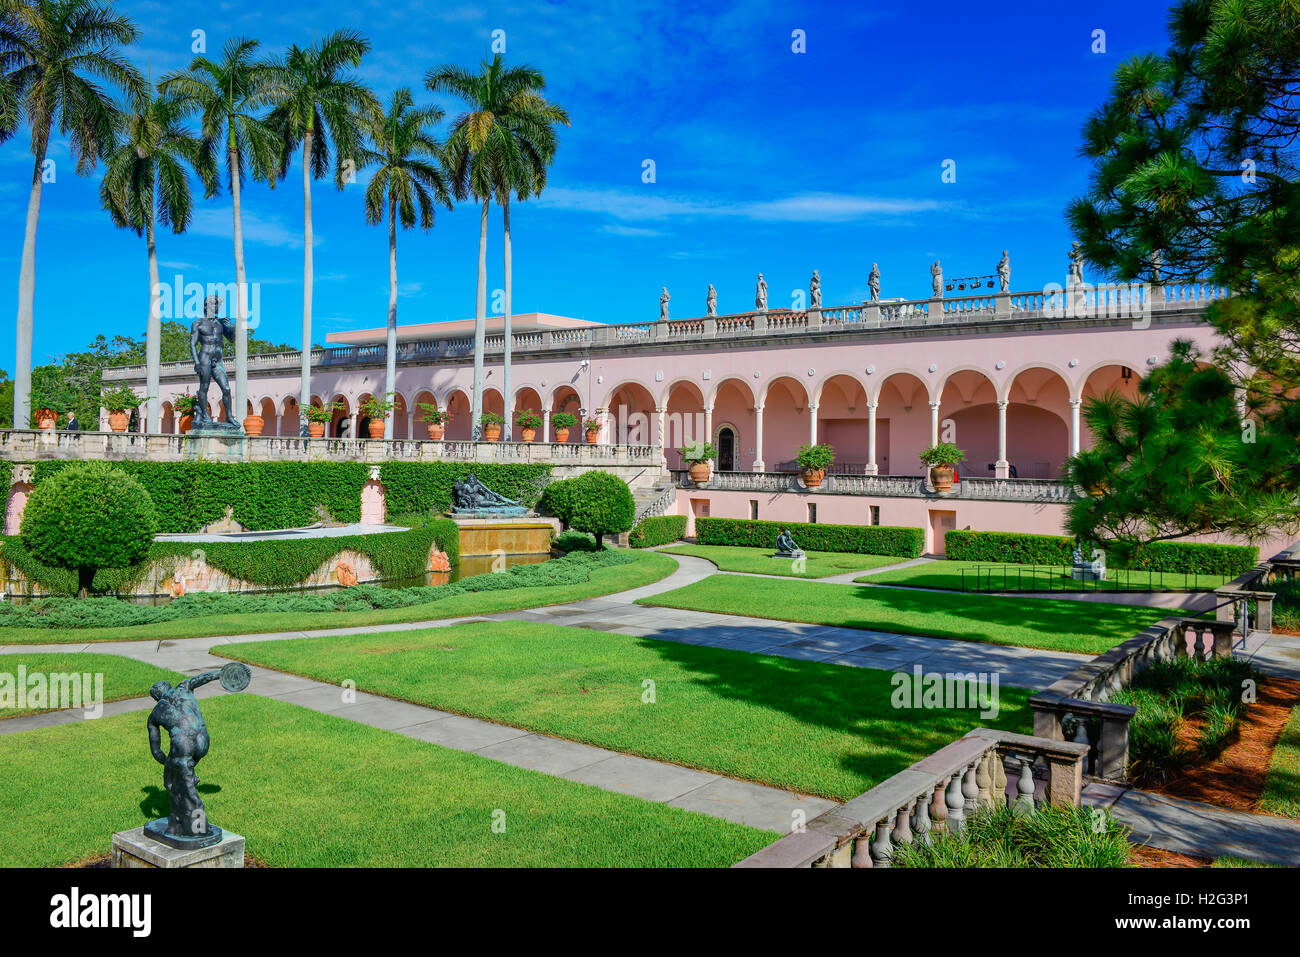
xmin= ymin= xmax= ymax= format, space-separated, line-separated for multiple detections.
xmin=144 ymin=662 xmax=251 ymax=849
xmin=189 ymin=294 xmax=240 ymax=432
xmin=776 ymin=529 xmax=799 ymax=557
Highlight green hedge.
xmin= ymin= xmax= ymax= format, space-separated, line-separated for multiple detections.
xmin=944 ymin=530 xmax=1258 ymax=576
xmin=31 ymin=460 xmax=368 ymax=533
xmin=0 ymin=520 xmax=461 ymax=595
xmin=695 ymin=518 xmax=924 ymax=558
xmin=0 ymin=548 xmax=637 ymax=630
xmin=380 ymin=462 xmax=551 ymax=515
xmin=629 ymin=515 xmax=687 ymax=548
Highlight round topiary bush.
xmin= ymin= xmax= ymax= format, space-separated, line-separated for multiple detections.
xmin=20 ymin=461 xmax=159 ymax=597
xmin=565 ymin=471 xmax=635 ymax=547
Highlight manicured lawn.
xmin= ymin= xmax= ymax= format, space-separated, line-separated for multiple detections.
xmin=0 ymin=551 xmax=676 ymax=645
xmin=1259 ymin=699 xmax=1300 ymax=820
xmin=0 ymin=694 xmax=775 ymax=867
xmin=660 ymin=544 xmax=902 ymax=578
xmin=857 ymin=559 xmax=1228 ymax=593
xmin=0 ymin=654 xmax=184 ymax=718
xmin=638 ymin=575 xmax=1166 ymax=655
xmin=216 ymin=621 xmax=1032 ymax=802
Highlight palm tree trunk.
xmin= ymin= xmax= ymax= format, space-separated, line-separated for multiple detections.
xmin=503 ymin=198 xmax=513 ymax=441
xmin=146 ymin=210 xmax=162 ymax=433
xmin=229 ymin=139 xmax=249 ymax=428
xmin=384 ymin=194 xmax=398 ymax=440
xmin=471 ymin=196 xmax=489 ymax=440
xmin=13 ymin=130 xmax=49 ymax=429
xmin=298 ymin=131 xmax=313 ymax=436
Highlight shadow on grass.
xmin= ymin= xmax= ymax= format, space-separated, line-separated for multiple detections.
xmin=138 ymin=783 xmax=221 ymax=821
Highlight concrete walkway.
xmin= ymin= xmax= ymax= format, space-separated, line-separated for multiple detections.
xmin=1083 ymin=781 xmax=1300 ymax=867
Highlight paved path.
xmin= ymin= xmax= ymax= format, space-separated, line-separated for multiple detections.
xmin=1083 ymin=781 xmax=1300 ymax=866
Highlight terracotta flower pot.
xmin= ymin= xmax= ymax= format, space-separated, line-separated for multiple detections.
xmin=243 ymin=414 xmax=264 ymax=436
xmin=484 ymin=424 xmax=502 ymax=442
xmin=585 ymin=429 xmax=600 ymax=445
xmin=689 ymin=461 xmax=712 ymax=486
xmin=179 ymin=414 xmax=194 ymax=435
xmin=554 ymin=427 xmax=570 ymax=444
xmin=308 ymin=422 xmax=326 ymax=438
xmin=107 ymin=411 xmax=129 ymax=433
xmin=426 ymin=423 xmax=445 ymax=440
xmin=35 ymin=410 xmax=56 ymax=430
xmin=801 ymin=467 xmax=826 ymax=489
xmin=520 ymin=427 xmax=537 ymax=442
xmin=368 ymin=419 xmax=386 ymax=439
xmin=930 ymin=466 xmax=956 ymax=493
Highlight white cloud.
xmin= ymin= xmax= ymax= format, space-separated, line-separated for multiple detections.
xmin=537 ymin=186 xmax=945 ymax=224
xmin=189 ymin=208 xmax=302 ymax=248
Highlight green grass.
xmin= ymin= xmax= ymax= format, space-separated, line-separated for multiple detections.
xmin=639 ymin=574 xmax=1166 ymax=655
xmin=0 ymin=550 xmax=677 ymax=645
xmin=0 ymin=654 xmax=184 ymax=718
xmin=1259 ymin=697 xmax=1300 ymax=820
xmin=856 ymin=559 xmax=1228 ymax=592
xmin=215 ymin=620 xmax=1032 ymax=802
xmin=890 ymin=804 xmax=1132 ymax=868
xmin=0 ymin=694 xmax=775 ymax=867
xmin=660 ymin=544 xmax=902 ymax=578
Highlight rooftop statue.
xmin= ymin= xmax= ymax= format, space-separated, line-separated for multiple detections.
xmin=451 ymin=473 xmax=528 ymax=516
xmin=810 ymin=270 xmax=821 ymax=309
xmin=931 ymin=260 xmax=943 ymax=297
xmin=997 ymin=250 xmax=1010 ymax=292
xmin=868 ymin=263 xmax=881 ymax=301
xmin=189 ymin=294 xmax=241 ymax=433
xmin=755 ymin=273 xmax=768 ymax=311
xmin=659 ymin=287 xmax=670 ymax=321
xmin=1068 ymin=241 xmax=1086 ymax=286
xmin=706 ymin=284 xmax=717 ymax=317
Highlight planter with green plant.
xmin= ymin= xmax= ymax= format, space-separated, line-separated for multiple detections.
xmin=515 ymin=408 xmax=543 ymax=442
xmin=551 ymin=411 xmax=577 ymax=443
xmin=919 ymin=442 xmax=966 ymax=493
xmin=679 ymin=441 xmax=717 ymax=486
xmin=304 ymin=400 xmax=344 ymax=438
xmin=416 ymin=402 xmax=452 ymax=439
xmin=360 ymin=395 xmax=396 ymax=438
xmin=481 ymin=411 xmax=506 ymax=442
xmin=173 ymin=393 xmax=199 ymax=434
xmin=583 ymin=416 xmax=602 ymax=445
xmin=101 ymin=386 xmax=142 ymax=433
xmin=795 ymin=443 xmax=836 ymax=488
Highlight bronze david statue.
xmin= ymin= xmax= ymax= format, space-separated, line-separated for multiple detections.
xmin=189 ymin=293 xmax=242 ymax=432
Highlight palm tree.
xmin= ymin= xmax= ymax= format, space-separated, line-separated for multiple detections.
xmin=427 ymin=54 xmax=568 ymax=439
xmin=99 ymin=85 xmax=216 ymax=432
xmin=357 ymin=89 xmax=451 ymax=438
xmin=160 ymin=37 xmax=279 ymax=429
xmin=266 ymin=29 xmax=377 ymax=435
xmin=2 ymin=0 xmax=143 ymax=428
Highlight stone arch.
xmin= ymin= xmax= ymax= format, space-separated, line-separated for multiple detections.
xmin=444 ymin=388 xmax=472 ymax=441
xmin=1003 ymin=366 xmax=1072 ymax=478
xmin=760 ymin=375 xmax=812 ymax=470
xmin=548 ymin=385 xmax=582 ymax=442
xmin=412 ymin=390 xmax=436 ymax=438
xmin=664 ymin=380 xmax=707 ymax=469
xmin=710 ymin=378 xmax=756 ymax=470
xmin=604 ymin=380 xmax=656 ymax=446
xmin=873 ymin=371 xmax=930 ymax=476
xmin=937 ymin=369 xmax=999 ymax=477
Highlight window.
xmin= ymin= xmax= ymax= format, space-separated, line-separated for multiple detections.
xmin=749 ymin=499 xmax=758 ymax=520
xmin=870 ymin=505 xmax=880 ymax=526
xmin=807 ymin=503 xmax=817 ymax=524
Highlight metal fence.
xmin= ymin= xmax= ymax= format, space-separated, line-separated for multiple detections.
xmin=958 ymin=563 xmax=1231 ymax=594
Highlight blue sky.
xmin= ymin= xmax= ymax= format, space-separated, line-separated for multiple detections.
xmin=1 ymin=0 xmax=1175 ymax=368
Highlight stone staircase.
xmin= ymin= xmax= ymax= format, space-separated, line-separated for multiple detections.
xmin=633 ymin=482 xmax=678 ymax=524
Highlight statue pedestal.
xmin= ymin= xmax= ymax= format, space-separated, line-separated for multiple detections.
xmin=111 ymin=825 xmax=245 ymax=868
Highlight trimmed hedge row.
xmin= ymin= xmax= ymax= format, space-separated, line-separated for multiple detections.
xmin=0 ymin=548 xmax=637 ymax=630
xmin=31 ymin=460 xmax=368 ymax=533
xmin=629 ymin=515 xmax=687 ymax=548
xmin=380 ymin=462 xmax=551 ymax=515
xmin=943 ymin=530 xmax=1259 ymax=577
xmin=695 ymin=518 xmax=925 ymax=558
xmin=0 ymin=520 xmax=461 ymax=595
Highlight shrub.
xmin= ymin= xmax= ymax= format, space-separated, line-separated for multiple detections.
xmin=565 ymin=471 xmax=635 ymax=546
xmin=359 ymin=394 xmax=395 ymax=419
xmin=304 ymin=400 xmax=343 ymax=424
xmin=1126 ymin=542 xmax=1258 ymax=577
xmin=890 ymin=804 xmax=1131 ymax=868
xmin=554 ymin=530 xmax=600 ymax=553
xmin=919 ymin=442 xmax=967 ymax=467
xmin=550 ymin=411 xmax=577 ymax=430
xmin=100 ymin=384 xmax=143 ymax=413
xmin=695 ymin=518 xmax=923 ymax=558
xmin=20 ymin=462 xmax=159 ymax=596
xmin=629 ymin=514 xmax=687 ymax=548
xmin=795 ymin=444 xmax=835 ymax=471
xmin=678 ymin=441 xmax=716 ymax=464
xmin=480 ymin=411 xmax=505 ymax=426
xmin=944 ymin=530 xmax=1258 ymax=576
xmin=380 ymin=462 xmax=550 ymax=516
xmin=538 ymin=476 xmax=577 ymax=525
xmin=515 ymin=408 xmax=542 ymax=429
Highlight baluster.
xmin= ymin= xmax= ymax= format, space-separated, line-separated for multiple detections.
xmin=869 ymin=817 xmax=893 ymax=868
xmin=1195 ymin=628 xmax=1208 ymax=662
xmin=1015 ymin=754 xmax=1036 ymax=814
xmin=992 ymin=749 xmax=1008 ymax=807
xmin=962 ymin=762 xmax=980 ymax=815
xmin=945 ymin=768 xmax=967 ymax=837
xmin=911 ymin=791 xmax=932 ymax=846
xmin=930 ymin=780 xmax=948 ymax=835
xmin=850 ymin=832 xmax=873 ymax=868
xmin=891 ymin=800 xmax=914 ymax=851
xmin=975 ymin=751 xmax=993 ymax=807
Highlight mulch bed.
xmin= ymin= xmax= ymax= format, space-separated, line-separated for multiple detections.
xmin=1145 ymin=676 xmax=1300 ymax=814
xmin=67 ymin=851 xmax=270 ymax=868
xmin=1131 ymin=845 xmax=1211 ymax=868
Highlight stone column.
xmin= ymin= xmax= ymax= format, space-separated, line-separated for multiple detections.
xmin=995 ymin=400 xmax=1009 ymax=478
xmin=543 ymin=408 xmax=551 ymax=443
xmin=352 ymin=411 xmax=361 ymax=440
xmin=656 ymin=407 xmax=667 ymax=465
xmin=866 ymin=401 xmax=878 ymax=475
xmin=752 ymin=405 xmax=765 ymax=471
xmin=1069 ymin=399 xmax=1081 ymax=456
xmin=704 ymin=406 xmax=714 ymax=466
xmin=808 ymin=404 xmax=818 ymax=445
xmin=929 ymin=401 xmax=940 ymax=446
xmin=406 ymin=412 xmax=414 ymax=440
xmin=596 ymin=407 xmax=610 ymax=445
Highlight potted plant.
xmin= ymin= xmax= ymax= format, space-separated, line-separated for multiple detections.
xmin=480 ymin=410 xmax=505 ymax=442
xmin=416 ymin=402 xmax=452 ymax=440
xmin=583 ymin=416 xmax=602 ymax=444
xmin=303 ymin=400 xmax=343 ymax=438
xmin=359 ymin=395 xmax=396 ymax=438
xmin=551 ymin=411 xmax=576 ymax=443
xmin=919 ymin=442 xmax=966 ymax=493
xmin=34 ymin=407 xmax=56 ymax=431
xmin=679 ymin=441 xmax=717 ymax=487
xmin=795 ymin=443 xmax=836 ymax=489
xmin=242 ymin=407 xmax=265 ymax=435
xmin=101 ymin=385 xmax=142 ymax=433
xmin=173 ymin=393 xmax=199 ymax=434
xmin=515 ymin=408 xmax=542 ymax=442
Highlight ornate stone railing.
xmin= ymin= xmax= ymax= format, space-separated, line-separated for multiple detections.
xmin=635 ymin=483 xmax=678 ymax=523
xmin=1213 ymin=562 xmax=1280 ymax=637
xmin=670 ymin=469 xmax=1080 ymax=502
xmin=0 ymin=429 xmax=661 ymax=467
xmin=736 ymin=728 xmax=1089 ymax=868
xmin=100 ymin=283 xmax=1229 ymax=382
